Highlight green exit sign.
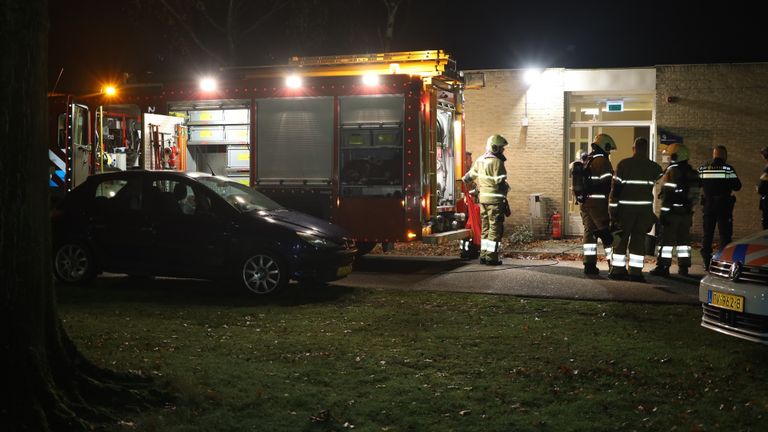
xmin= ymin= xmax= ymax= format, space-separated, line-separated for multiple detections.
xmin=607 ymin=100 xmax=624 ymax=112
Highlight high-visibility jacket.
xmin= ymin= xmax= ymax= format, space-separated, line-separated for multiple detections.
xmin=463 ymin=152 xmax=509 ymax=204
xmin=659 ymin=161 xmax=701 ymax=215
xmin=609 ymin=154 xmax=663 ymax=216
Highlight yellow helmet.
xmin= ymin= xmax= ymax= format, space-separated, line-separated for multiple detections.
xmin=663 ymin=143 xmax=689 ymax=162
xmin=485 ymin=134 xmax=508 ymax=154
xmin=592 ymin=133 xmax=616 ymax=153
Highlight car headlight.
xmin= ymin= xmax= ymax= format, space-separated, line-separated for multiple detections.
xmin=296 ymin=231 xmax=340 ymax=249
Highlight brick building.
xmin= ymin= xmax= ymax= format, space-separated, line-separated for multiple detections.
xmin=462 ymin=63 xmax=768 ymax=242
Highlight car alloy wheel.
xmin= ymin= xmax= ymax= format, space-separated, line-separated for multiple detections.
xmin=54 ymin=243 xmax=95 ymax=284
xmin=241 ymin=253 xmax=287 ymax=294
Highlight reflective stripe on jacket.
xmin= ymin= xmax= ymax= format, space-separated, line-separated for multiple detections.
xmin=609 ymin=154 xmax=663 ymax=211
xmin=463 ymin=152 xmax=509 ymax=204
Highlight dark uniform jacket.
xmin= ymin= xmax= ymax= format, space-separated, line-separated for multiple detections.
xmin=698 ymin=157 xmax=741 ymax=212
xmin=659 ymin=161 xmax=701 ymax=215
xmin=609 ymin=154 xmax=663 ymax=218
xmin=584 ymin=150 xmax=613 ymax=200
xmin=758 ymin=165 xmax=768 ymax=210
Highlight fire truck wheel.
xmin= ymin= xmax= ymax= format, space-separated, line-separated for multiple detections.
xmin=53 ymin=242 xmax=96 ymax=284
xmin=239 ymin=251 xmax=288 ymax=295
xmin=355 ymin=241 xmax=377 ymax=256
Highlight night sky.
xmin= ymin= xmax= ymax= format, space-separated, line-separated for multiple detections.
xmin=49 ymin=0 xmax=765 ymax=93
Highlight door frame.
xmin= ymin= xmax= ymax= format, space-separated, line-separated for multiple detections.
xmin=564 ymin=120 xmax=655 ymax=236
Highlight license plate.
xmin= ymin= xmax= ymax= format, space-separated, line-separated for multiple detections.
xmin=708 ymin=290 xmax=745 ymax=312
xmin=336 ymin=264 xmax=353 ymax=277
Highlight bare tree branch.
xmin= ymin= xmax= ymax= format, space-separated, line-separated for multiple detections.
xmin=158 ymin=0 xmax=224 ymax=63
xmin=240 ymin=0 xmax=293 ymax=37
xmin=194 ymin=0 xmax=226 ymax=33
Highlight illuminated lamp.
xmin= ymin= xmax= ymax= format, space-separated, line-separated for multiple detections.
xmin=523 ymin=68 xmax=542 ymax=85
xmin=286 ymin=74 xmax=302 ymax=88
xmin=407 ymin=231 xmax=417 ymax=240
xmin=102 ymin=85 xmax=117 ymax=96
xmin=362 ymin=73 xmax=380 ymax=86
xmin=199 ymin=77 xmax=217 ymax=92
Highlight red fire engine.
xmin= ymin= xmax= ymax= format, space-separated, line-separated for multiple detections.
xmin=48 ymin=50 xmax=475 ymax=253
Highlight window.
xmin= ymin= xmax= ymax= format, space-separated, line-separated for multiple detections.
xmin=338 ymin=95 xmax=404 ymax=198
xmin=91 ymin=178 xmax=141 ymax=213
xmin=148 ymin=179 xmax=208 ymax=217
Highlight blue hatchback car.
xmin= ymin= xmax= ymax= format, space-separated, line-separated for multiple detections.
xmin=51 ymin=170 xmax=357 ymax=294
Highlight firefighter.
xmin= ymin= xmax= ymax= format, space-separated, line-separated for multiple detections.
xmin=698 ymin=145 xmax=742 ymax=270
xmin=608 ymin=137 xmax=663 ymax=282
xmin=579 ymin=133 xmax=616 ymax=275
xmin=462 ymin=134 xmax=510 ymax=265
xmin=649 ymin=144 xmax=701 ymax=277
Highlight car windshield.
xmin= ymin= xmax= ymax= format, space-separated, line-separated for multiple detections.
xmin=195 ymin=176 xmax=284 ymax=212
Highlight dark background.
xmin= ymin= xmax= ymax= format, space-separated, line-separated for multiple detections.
xmin=49 ymin=0 xmax=765 ymax=93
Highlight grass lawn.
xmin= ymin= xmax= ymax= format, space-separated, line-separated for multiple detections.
xmin=58 ymin=276 xmax=768 ymax=431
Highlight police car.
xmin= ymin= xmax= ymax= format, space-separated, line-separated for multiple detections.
xmin=699 ymin=229 xmax=768 ymax=344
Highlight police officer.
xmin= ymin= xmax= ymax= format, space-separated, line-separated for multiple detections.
xmin=462 ymin=134 xmax=510 ymax=265
xmin=579 ymin=134 xmax=616 ymax=275
xmin=757 ymin=147 xmax=768 ymax=229
xmin=649 ymin=144 xmax=701 ymax=277
xmin=698 ymin=145 xmax=741 ymax=270
xmin=608 ymin=137 xmax=663 ymax=282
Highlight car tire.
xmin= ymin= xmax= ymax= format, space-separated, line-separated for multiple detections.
xmin=53 ymin=242 xmax=96 ymax=284
xmin=239 ymin=251 xmax=288 ymax=295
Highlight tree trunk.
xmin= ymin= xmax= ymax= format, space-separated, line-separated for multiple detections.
xmin=1 ymin=2 xmax=164 ymax=430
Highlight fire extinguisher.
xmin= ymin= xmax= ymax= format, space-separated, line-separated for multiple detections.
xmin=551 ymin=210 xmax=562 ymax=240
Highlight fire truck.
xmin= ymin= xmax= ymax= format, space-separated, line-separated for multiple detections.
xmin=48 ymin=50 xmax=477 ymax=254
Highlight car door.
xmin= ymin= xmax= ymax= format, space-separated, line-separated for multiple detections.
xmin=86 ymin=175 xmax=151 ymax=273
xmin=144 ymin=175 xmax=234 ymax=278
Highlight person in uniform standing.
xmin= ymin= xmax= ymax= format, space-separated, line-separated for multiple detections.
xmin=649 ymin=144 xmax=701 ymax=277
xmin=578 ymin=134 xmax=616 ymax=275
xmin=757 ymin=147 xmax=768 ymax=229
xmin=698 ymin=145 xmax=741 ymax=270
xmin=608 ymin=137 xmax=663 ymax=282
xmin=462 ymin=134 xmax=510 ymax=265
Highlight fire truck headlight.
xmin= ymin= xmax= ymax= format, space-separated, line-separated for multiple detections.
xmin=199 ymin=77 xmax=217 ymax=92
xmin=297 ymin=231 xmax=339 ymax=249
xmin=286 ymin=75 xmax=302 ymax=89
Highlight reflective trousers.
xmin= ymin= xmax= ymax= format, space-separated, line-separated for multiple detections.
xmin=480 ymin=203 xmax=504 ymax=261
xmin=580 ymin=199 xmax=611 ymax=265
xmin=656 ymin=212 xmax=693 ymax=268
xmin=610 ymin=207 xmax=656 ymax=276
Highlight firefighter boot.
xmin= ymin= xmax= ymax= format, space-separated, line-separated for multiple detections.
xmin=649 ymin=265 xmax=670 ymax=277
xmin=678 ymin=266 xmax=689 ymax=276
xmin=583 ymin=263 xmax=599 ymax=275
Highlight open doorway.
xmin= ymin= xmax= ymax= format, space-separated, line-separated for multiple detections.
xmin=565 ymin=92 xmax=654 ymax=236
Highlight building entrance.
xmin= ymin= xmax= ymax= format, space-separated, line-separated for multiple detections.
xmin=565 ymin=92 xmax=654 ymax=236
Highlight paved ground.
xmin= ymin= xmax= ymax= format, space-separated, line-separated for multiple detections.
xmin=336 ymin=238 xmax=707 ymax=305
xmin=333 ymin=253 xmax=703 ymax=305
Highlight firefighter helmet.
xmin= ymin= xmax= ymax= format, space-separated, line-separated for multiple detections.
xmin=592 ymin=133 xmax=616 ymax=153
xmin=486 ymin=134 xmax=508 ymax=154
xmin=663 ymin=143 xmax=689 ymax=162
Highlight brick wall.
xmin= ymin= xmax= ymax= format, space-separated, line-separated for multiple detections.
xmin=656 ymin=63 xmax=768 ymax=240
xmin=464 ymin=69 xmax=565 ymax=238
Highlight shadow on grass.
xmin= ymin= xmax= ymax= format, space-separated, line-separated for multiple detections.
xmin=56 ymin=274 xmax=356 ymax=308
